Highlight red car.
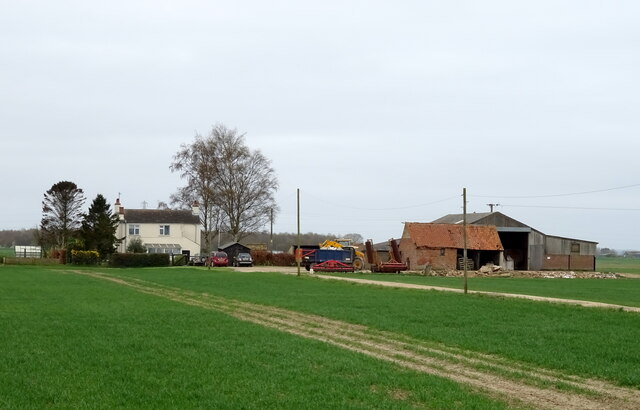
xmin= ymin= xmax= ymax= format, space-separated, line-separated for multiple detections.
xmin=210 ymin=251 xmax=229 ymax=267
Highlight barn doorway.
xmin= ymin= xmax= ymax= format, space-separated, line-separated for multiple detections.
xmin=497 ymin=230 xmax=529 ymax=270
xmin=457 ymin=249 xmax=501 ymax=270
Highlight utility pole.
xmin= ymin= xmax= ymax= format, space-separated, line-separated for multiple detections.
xmin=296 ymin=189 xmax=301 ymax=276
xmin=217 ymin=211 xmax=221 ymax=251
xmin=270 ymin=208 xmax=274 ymax=255
xmin=463 ymin=188 xmax=468 ymax=294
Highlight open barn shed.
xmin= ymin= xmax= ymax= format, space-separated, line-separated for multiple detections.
xmin=432 ymin=212 xmax=597 ymax=271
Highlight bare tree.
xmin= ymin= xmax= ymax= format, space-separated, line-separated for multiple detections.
xmin=40 ymin=181 xmax=86 ymax=249
xmin=170 ymin=135 xmax=220 ymax=253
xmin=213 ymin=130 xmax=279 ymax=241
xmin=170 ymin=124 xmax=278 ymax=248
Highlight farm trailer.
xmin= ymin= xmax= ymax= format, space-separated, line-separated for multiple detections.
xmin=299 ymin=247 xmax=356 ymax=272
xmin=365 ymin=239 xmax=408 ymax=273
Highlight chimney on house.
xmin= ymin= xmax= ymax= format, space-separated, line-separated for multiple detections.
xmin=115 ymin=198 xmax=125 ymax=221
xmin=191 ymin=200 xmax=200 ymax=216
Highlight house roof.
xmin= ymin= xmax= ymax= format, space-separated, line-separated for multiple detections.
xmin=124 ymin=209 xmax=200 ymax=225
xmin=219 ymin=242 xmax=251 ymax=251
xmin=403 ymin=223 xmax=504 ymax=251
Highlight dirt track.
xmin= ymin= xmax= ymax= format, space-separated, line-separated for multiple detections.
xmin=64 ymin=269 xmax=640 ymax=409
xmin=230 ymin=266 xmax=640 ymax=313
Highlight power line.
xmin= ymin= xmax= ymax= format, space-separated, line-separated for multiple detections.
xmin=472 ymin=183 xmax=640 ymax=199
xmin=501 ymin=204 xmax=640 ymax=211
xmin=302 ymin=192 xmax=460 ymax=211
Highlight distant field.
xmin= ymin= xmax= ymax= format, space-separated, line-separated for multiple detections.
xmin=2 ymin=265 xmax=640 ymax=409
xmin=317 ymin=256 xmax=640 ymax=308
xmin=327 ymin=271 xmax=640 ymax=307
xmin=0 ymin=247 xmax=14 ymax=257
xmin=597 ymin=256 xmax=640 ymax=274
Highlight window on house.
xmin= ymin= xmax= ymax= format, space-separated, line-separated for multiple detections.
xmin=571 ymin=243 xmax=580 ymax=253
xmin=129 ymin=224 xmax=140 ymax=235
xmin=160 ymin=225 xmax=170 ymax=236
xmin=440 ymin=248 xmax=446 ymax=256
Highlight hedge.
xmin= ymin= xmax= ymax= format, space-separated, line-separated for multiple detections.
xmin=2 ymin=257 xmax=61 ymax=265
xmin=71 ymin=250 xmax=100 ymax=266
xmin=109 ymin=253 xmax=170 ymax=268
xmin=251 ymin=250 xmax=296 ymax=266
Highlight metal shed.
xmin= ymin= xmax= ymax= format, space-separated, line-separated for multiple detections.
xmin=432 ymin=212 xmax=597 ymax=271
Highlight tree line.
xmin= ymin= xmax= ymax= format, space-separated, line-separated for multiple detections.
xmin=0 ymin=229 xmax=38 ymax=247
xmin=12 ymin=124 xmax=363 ymax=256
xmin=26 ymin=124 xmax=280 ymax=256
xmin=38 ymin=181 xmax=121 ymax=260
xmin=211 ymin=232 xmax=364 ymax=253
xmin=0 ymin=229 xmax=362 ymax=253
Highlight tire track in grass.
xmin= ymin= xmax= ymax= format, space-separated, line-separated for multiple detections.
xmin=66 ymin=270 xmax=640 ymax=409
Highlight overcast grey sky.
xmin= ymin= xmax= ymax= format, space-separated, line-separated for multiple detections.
xmin=1 ymin=1 xmax=639 ymax=249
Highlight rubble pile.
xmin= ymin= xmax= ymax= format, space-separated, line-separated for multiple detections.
xmin=418 ymin=264 xmax=621 ymax=279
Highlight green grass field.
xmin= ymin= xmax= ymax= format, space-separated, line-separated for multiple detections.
xmin=319 ymin=256 xmax=640 ymax=308
xmin=0 ymin=247 xmax=14 ymax=258
xmin=2 ymin=265 xmax=640 ymax=408
xmin=326 ymin=273 xmax=640 ymax=307
xmin=597 ymin=256 xmax=640 ymax=274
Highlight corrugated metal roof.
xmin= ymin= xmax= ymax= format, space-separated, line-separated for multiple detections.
xmin=124 ymin=209 xmax=200 ymax=225
xmin=544 ymin=234 xmax=598 ymax=244
xmin=431 ymin=212 xmax=493 ymax=224
xmin=432 ymin=211 xmax=533 ymax=230
xmin=431 ymin=211 xmax=598 ymax=246
xmin=404 ymin=223 xmax=503 ymax=251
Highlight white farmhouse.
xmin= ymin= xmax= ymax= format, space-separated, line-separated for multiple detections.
xmin=114 ymin=199 xmax=202 ymax=257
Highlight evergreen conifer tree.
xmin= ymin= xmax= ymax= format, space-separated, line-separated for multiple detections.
xmin=80 ymin=194 xmax=121 ymax=260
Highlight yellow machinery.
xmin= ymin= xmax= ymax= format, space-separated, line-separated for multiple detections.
xmin=319 ymin=239 xmax=365 ymax=271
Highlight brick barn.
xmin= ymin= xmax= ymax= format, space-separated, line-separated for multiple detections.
xmin=399 ymin=223 xmax=504 ymax=271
